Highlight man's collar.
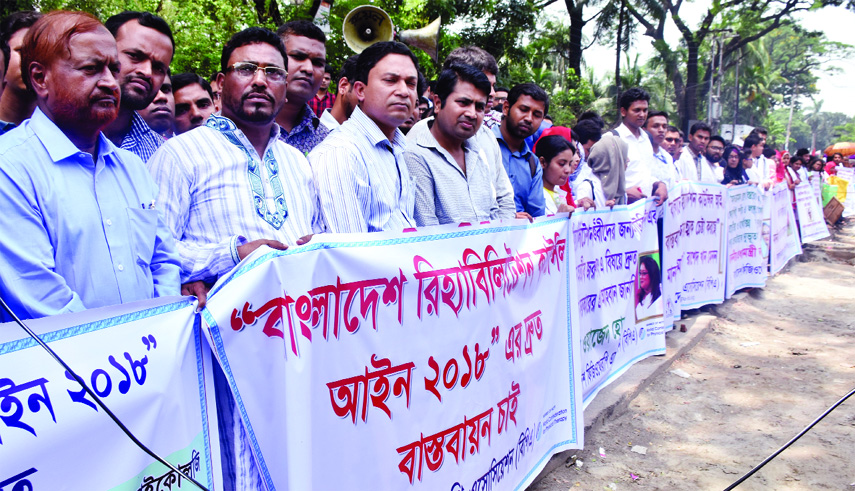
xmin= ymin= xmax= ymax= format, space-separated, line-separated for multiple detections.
xmin=350 ymin=106 xmax=406 ymax=149
xmin=492 ymin=123 xmax=530 ymax=155
xmin=30 ymin=107 xmax=117 ymax=163
xmin=411 ymin=117 xmax=472 ymax=152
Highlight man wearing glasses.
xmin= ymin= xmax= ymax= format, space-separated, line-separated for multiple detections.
xmin=147 ymin=27 xmax=323 ymax=306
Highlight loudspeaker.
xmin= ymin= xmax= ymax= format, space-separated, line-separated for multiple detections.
xmin=398 ymin=17 xmax=441 ymax=62
xmin=343 ymin=5 xmax=394 ymax=54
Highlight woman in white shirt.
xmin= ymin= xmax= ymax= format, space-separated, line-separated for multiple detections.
xmin=635 ymin=255 xmax=663 ymax=321
xmin=535 ymin=135 xmax=579 ymax=214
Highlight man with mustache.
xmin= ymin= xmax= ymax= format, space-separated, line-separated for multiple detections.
xmin=309 ymin=41 xmax=421 ymax=232
xmin=275 ymin=20 xmax=330 ymax=153
xmin=103 ymin=11 xmax=174 ymax=162
xmin=139 ymin=72 xmax=174 ymax=138
xmin=404 ymin=62 xmax=497 ymax=225
xmin=494 ymin=82 xmax=549 ymax=218
xmin=147 ymin=27 xmax=323 ymax=307
xmin=0 ymin=11 xmax=180 ymax=320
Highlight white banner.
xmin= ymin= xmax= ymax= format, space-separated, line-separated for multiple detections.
xmin=809 ymin=174 xmax=822 ymax=209
xmin=201 ymin=219 xmax=584 ymax=491
xmin=836 ymin=167 xmax=855 ymax=217
xmin=770 ymin=182 xmax=803 ymax=275
xmin=794 ymin=181 xmax=830 ymax=243
xmin=662 ymin=182 xmax=727 ymax=314
xmin=571 ymin=200 xmax=666 ymax=406
xmin=0 ymin=297 xmax=217 ymax=491
xmin=725 ymin=185 xmax=767 ymax=297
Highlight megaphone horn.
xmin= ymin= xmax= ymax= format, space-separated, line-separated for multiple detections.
xmin=343 ymin=6 xmax=394 ymax=54
xmin=398 ymin=17 xmax=441 ymax=62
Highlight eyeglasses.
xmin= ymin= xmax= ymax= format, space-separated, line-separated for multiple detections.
xmin=227 ymin=62 xmax=287 ymax=83
xmin=664 ymin=137 xmax=678 ymax=142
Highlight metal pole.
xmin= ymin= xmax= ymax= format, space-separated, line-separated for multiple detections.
xmin=707 ymin=38 xmax=715 ymax=126
xmin=733 ymin=47 xmax=740 ymax=143
xmin=785 ymin=84 xmax=798 ymax=153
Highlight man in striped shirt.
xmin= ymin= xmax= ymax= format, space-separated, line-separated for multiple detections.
xmin=102 ymin=11 xmax=174 ymax=162
xmin=148 ymin=27 xmax=323 ymax=306
xmin=309 ymin=41 xmax=421 ymax=233
xmin=405 ymin=63 xmax=503 ymax=226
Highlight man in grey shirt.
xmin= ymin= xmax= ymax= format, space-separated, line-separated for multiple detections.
xmin=405 ymin=63 xmax=501 ymax=226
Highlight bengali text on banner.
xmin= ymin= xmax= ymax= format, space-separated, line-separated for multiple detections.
xmin=200 ymin=218 xmax=585 ymax=491
xmin=570 ymin=199 xmax=666 ymax=406
xmin=725 ymin=185 xmax=767 ymax=297
xmin=794 ymin=181 xmax=830 ymax=243
xmin=0 ymin=297 xmax=218 ymax=491
xmin=769 ymin=182 xmax=803 ymax=275
xmin=662 ymin=182 xmax=727 ymax=316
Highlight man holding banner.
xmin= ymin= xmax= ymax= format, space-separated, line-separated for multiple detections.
xmin=148 ymin=27 xmax=324 ymax=304
xmin=0 ymin=11 xmax=180 ymax=321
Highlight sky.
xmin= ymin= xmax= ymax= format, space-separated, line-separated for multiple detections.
xmin=542 ymin=3 xmax=855 ymax=118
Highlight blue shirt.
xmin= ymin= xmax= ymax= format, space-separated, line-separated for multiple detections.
xmin=492 ymin=124 xmax=545 ymax=217
xmin=0 ymin=108 xmax=181 ymax=320
xmin=278 ymin=104 xmax=330 ymax=155
xmin=120 ymin=111 xmax=164 ymax=162
xmin=309 ymin=106 xmax=415 ymax=233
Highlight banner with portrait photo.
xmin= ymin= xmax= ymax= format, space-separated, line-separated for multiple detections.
xmin=662 ymin=181 xmax=727 ymax=313
xmin=794 ymin=180 xmax=830 ymax=243
xmin=725 ymin=185 xmax=767 ymax=297
xmin=769 ymin=182 xmax=803 ymax=275
xmin=570 ymin=199 xmax=666 ymax=406
xmin=201 ymin=218 xmax=584 ymax=491
xmin=0 ymin=297 xmax=218 ymax=491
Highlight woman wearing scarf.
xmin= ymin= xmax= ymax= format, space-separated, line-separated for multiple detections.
xmin=721 ymin=145 xmax=749 ymax=186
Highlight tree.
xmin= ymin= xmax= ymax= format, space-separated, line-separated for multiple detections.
xmin=624 ymin=0 xmax=824 ymax=132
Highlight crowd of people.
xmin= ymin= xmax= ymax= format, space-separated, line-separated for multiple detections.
xmin=1 ymin=9 xmax=848 ymax=324
xmin=0 ymin=8 xmax=850 ymax=487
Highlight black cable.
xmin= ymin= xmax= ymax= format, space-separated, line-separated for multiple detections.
xmin=724 ymin=386 xmax=855 ymax=490
xmin=0 ymin=296 xmax=210 ymax=491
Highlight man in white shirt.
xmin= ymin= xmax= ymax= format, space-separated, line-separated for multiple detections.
xmin=614 ymin=87 xmax=667 ymax=204
xmin=677 ymin=122 xmax=720 ymax=184
xmin=643 ymin=110 xmax=680 ymax=189
xmin=319 ymin=54 xmax=358 ymax=130
xmin=743 ymin=133 xmax=772 ymax=189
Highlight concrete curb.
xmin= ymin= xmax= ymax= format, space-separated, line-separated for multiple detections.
xmin=531 ymin=313 xmax=717 ymax=485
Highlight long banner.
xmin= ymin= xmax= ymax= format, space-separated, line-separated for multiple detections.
xmin=725 ymin=185 xmax=767 ymax=297
xmin=4 ymin=177 xmax=822 ymax=491
xmin=571 ymin=200 xmax=666 ymax=405
xmin=201 ymin=219 xmax=584 ymax=491
xmin=663 ymin=182 xmax=727 ymax=318
xmin=770 ymin=182 xmax=803 ymax=275
xmin=0 ymin=297 xmax=218 ymax=491
xmin=794 ymin=181 xmax=830 ymax=243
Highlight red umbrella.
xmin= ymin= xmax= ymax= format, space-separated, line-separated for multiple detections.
xmin=824 ymin=142 xmax=855 ymax=157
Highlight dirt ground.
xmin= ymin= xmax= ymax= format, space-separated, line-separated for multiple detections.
xmin=532 ymin=222 xmax=855 ymax=490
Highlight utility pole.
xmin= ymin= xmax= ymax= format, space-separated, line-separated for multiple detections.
xmin=733 ymin=47 xmax=740 ymax=143
xmin=785 ymin=84 xmax=798 ymax=153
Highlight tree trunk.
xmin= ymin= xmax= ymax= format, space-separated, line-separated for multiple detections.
xmin=682 ymin=39 xmax=700 ymax=134
xmin=615 ymin=0 xmax=624 ymax=113
xmin=566 ymin=0 xmax=585 ymax=79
